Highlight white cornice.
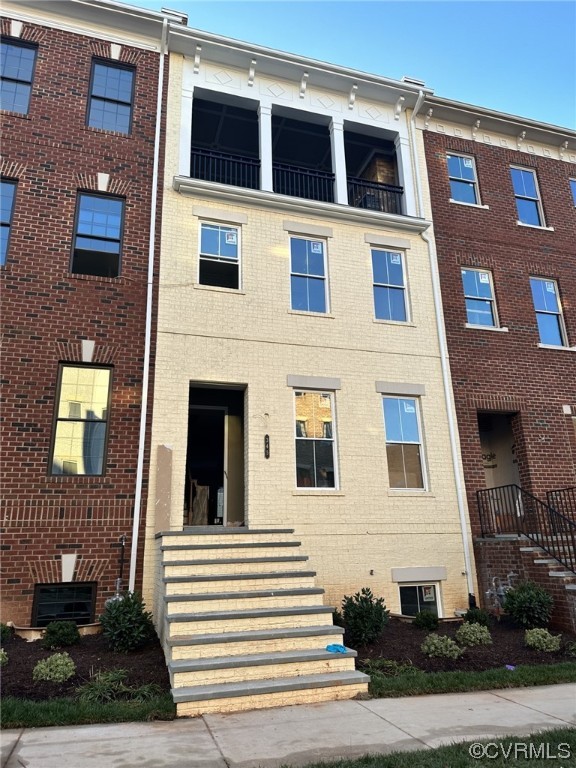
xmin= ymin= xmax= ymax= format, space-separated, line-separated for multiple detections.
xmin=172 ymin=177 xmax=431 ymax=234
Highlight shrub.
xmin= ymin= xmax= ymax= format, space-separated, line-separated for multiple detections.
xmin=456 ymin=622 xmax=492 ymax=647
xmin=421 ymin=633 xmax=463 ymax=659
xmin=75 ymin=668 xmax=163 ymax=704
xmin=99 ymin=591 xmax=155 ymax=653
xmin=525 ymin=628 xmax=562 ymax=653
xmin=412 ymin=611 xmax=439 ymax=631
xmin=32 ymin=652 xmax=76 ymax=683
xmin=332 ymin=608 xmax=344 ymax=628
xmin=341 ymin=587 xmax=390 ymax=646
xmin=0 ymin=649 xmax=8 ymax=666
xmin=41 ymin=621 xmax=80 ymax=650
xmin=567 ymin=641 xmax=576 ymax=658
xmin=360 ymin=658 xmax=417 ymax=677
xmin=0 ymin=623 xmax=13 ymax=644
xmin=503 ymin=582 xmax=553 ymax=628
xmin=462 ymin=607 xmax=491 ymax=627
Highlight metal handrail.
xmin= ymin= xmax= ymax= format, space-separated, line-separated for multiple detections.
xmin=347 ymin=176 xmax=403 ymax=214
xmin=477 ymin=484 xmax=575 ymax=573
xmin=547 ymin=486 xmax=576 ymax=521
xmin=190 ymin=148 xmax=260 ymax=189
xmin=273 ymin=163 xmax=334 ymax=202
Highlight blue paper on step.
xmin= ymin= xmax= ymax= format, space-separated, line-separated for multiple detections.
xmin=326 ymin=644 xmax=347 ymax=653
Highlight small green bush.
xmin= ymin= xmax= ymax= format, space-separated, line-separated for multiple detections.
xmin=0 ymin=648 xmax=8 ymax=666
xmin=99 ymin=591 xmax=155 ymax=653
xmin=360 ymin=658 xmax=417 ymax=677
xmin=341 ymin=587 xmax=390 ymax=647
xmin=412 ymin=611 xmax=439 ymax=631
xmin=42 ymin=621 xmax=80 ymax=650
xmin=503 ymin=581 xmax=553 ymax=628
xmin=421 ymin=633 xmax=463 ymax=659
xmin=75 ymin=669 xmax=163 ymax=704
xmin=525 ymin=628 xmax=562 ymax=653
xmin=462 ymin=607 xmax=491 ymax=627
xmin=455 ymin=621 xmax=492 ymax=647
xmin=32 ymin=652 xmax=76 ymax=683
xmin=332 ymin=608 xmax=344 ymax=628
xmin=567 ymin=641 xmax=576 ymax=658
xmin=0 ymin=623 xmax=13 ymax=644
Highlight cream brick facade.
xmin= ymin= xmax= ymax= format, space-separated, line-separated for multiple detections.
xmin=143 ymin=45 xmax=476 ymax=622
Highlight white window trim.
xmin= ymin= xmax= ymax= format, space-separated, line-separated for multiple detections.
xmin=382 ymin=395 xmax=428 ymax=491
xmin=398 ymin=582 xmax=443 ymax=618
xmin=530 ymin=276 xmax=569 ymax=348
xmin=449 ymin=199 xmax=490 ymax=210
xmin=510 ymin=165 xmax=546 ymax=228
xmin=447 ymin=153 xmax=481 ymax=205
xmin=371 ymin=248 xmax=410 ymax=323
xmin=461 ymin=267 xmax=500 ymax=329
xmin=293 ymin=389 xmax=339 ymax=490
xmin=570 ymin=179 xmax=576 ymax=207
xmin=289 ymin=236 xmax=330 ymax=314
xmin=198 ymin=221 xmax=241 ymax=290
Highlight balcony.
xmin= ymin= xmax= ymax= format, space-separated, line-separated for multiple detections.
xmin=273 ymin=163 xmax=335 ymax=204
xmin=191 ymin=148 xmax=260 ymax=190
xmin=347 ymin=177 xmax=403 ymax=215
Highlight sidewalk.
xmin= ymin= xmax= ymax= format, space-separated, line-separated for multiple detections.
xmin=2 ymin=685 xmax=575 ymax=768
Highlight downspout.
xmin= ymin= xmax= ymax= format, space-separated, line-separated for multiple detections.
xmin=128 ymin=18 xmax=168 ymax=592
xmin=409 ymin=91 xmax=475 ymax=598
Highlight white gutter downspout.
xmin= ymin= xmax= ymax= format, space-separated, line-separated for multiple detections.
xmin=128 ymin=18 xmax=168 ymax=592
xmin=410 ymin=91 xmax=475 ymax=598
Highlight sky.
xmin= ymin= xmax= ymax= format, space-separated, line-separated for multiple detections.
xmin=119 ymin=0 xmax=576 ymax=129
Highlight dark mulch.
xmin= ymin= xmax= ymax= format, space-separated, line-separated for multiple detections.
xmin=1 ymin=631 xmax=171 ymax=701
xmin=354 ymin=617 xmax=576 ymax=672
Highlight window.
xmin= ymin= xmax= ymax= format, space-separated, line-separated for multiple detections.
xmin=290 ymin=237 xmax=327 ymax=313
xmin=510 ymin=167 xmax=544 ymax=226
xmin=372 ymin=249 xmax=407 ymax=322
xmin=51 ymin=366 xmax=112 ymax=476
xmin=87 ymin=60 xmax=134 ymax=134
xmin=446 ymin=154 xmax=479 ymax=204
xmin=294 ymin=390 xmax=337 ymax=488
xmin=32 ymin=582 xmax=96 ymax=627
xmin=383 ymin=397 xmax=425 ymax=489
xmin=530 ymin=277 xmax=567 ymax=347
xmin=199 ymin=222 xmax=240 ymax=289
xmin=72 ymin=193 xmax=124 ymax=277
xmin=399 ymin=584 xmax=439 ymax=617
xmin=461 ymin=268 xmax=498 ymax=327
xmin=570 ymin=179 xmax=576 ymax=206
xmin=1 ymin=179 xmax=16 ymax=266
xmin=0 ymin=38 xmax=37 ymax=114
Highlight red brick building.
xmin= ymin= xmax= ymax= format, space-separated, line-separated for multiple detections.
xmin=0 ymin=0 xmax=173 ymax=626
xmin=419 ymin=99 xmax=576 ymax=626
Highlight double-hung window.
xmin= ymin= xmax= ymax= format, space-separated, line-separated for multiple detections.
xmin=72 ymin=193 xmax=124 ymax=277
xmin=290 ymin=237 xmax=327 ymax=313
xmin=87 ymin=60 xmax=134 ymax=134
xmin=570 ymin=179 xmax=576 ymax=207
xmin=461 ymin=268 xmax=498 ymax=327
xmin=510 ymin=167 xmax=544 ymax=226
xmin=199 ymin=222 xmax=240 ymax=289
xmin=51 ymin=365 xmax=112 ymax=476
xmin=372 ymin=249 xmax=407 ymax=322
xmin=530 ymin=277 xmax=567 ymax=347
xmin=294 ymin=390 xmax=337 ymax=488
xmin=1 ymin=179 xmax=16 ymax=266
xmin=447 ymin=154 xmax=479 ymax=204
xmin=383 ymin=397 xmax=425 ymax=489
xmin=0 ymin=38 xmax=37 ymax=114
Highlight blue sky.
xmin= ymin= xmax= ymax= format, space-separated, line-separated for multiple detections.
xmin=124 ymin=1 xmax=575 ymax=128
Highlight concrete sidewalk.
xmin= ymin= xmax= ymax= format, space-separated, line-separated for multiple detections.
xmin=2 ymin=685 xmax=575 ymax=768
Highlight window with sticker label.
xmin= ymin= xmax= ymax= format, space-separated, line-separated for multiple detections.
xmin=461 ymin=268 xmax=498 ymax=327
xmin=199 ymin=222 xmax=240 ymax=289
xmin=372 ymin=249 xmax=408 ymax=322
xmin=530 ymin=277 xmax=567 ymax=347
xmin=446 ymin=154 xmax=480 ymax=204
xmin=382 ymin=397 xmax=426 ymax=489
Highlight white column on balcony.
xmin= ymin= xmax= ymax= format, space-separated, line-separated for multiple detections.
xmin=179 ymin=85 xmax=194 ymax=178
xmin=329 ymin=118 xmax=348 ymax=205
xmin=258 ymin=105 xmax=273 ymax=192
xmin=395 ymin=134 xmax=417 ymax=217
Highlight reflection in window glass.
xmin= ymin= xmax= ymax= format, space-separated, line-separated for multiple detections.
xmin=51 ymin=367 xmax=111 ymax=476
xmin=447 ymin=154 xmax=479 ymax=204
xmin=88 ymin=61 xmax=134 ymax=134
xmin=294 ymin=391 xmax=336 ymax=487
xmin=372 ymin=250 xmax=407 ymax=322
xmin=1 ymin=179 xmax=16 ymax=265
xmin=0 ymin=39 xmax=37 ymax=114
xmin=72 ymin=194 xmax=124 ymax=277
xmin=461 ymin=268 xmax=497 ymax=327
xmin=530 ymin=277 xmax=566 ymax=347
xmin=383 ymin=397 xmax=424 ymax=489
xmin=290 ymin=238 xmax=327 ymax=313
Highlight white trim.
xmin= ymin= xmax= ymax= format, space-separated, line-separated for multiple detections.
xmin=510 ymin=165 xmax=547 ymax=228
xmin=537 ymin=344 xmax=576 ymax=352
xmin=193 ymin=206 xmax=248 ymax=225
xmin=446 ymin=152 xmax=481 ymax=206
xmin=289 ymin=235 xmax=330 ymax=315
xmin=197 ymin=220 xmax=242 ymax=291
xmin=517 ymin=222 xmax=555 ymax=231
xmin=364 ymin=233 xmax=411 ymax=249
xmin=465 ymin=323 xmax=509 ymax=332
xmin=283 ymin=221 xmax=333 ymax=238
xmin=449 ymin=200 xmax=490 ymax=210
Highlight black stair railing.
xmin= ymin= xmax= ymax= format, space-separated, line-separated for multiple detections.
xmin=477 ymin=484 xmax=575 ymax=574
xmin=190 ymin=148 xmax=260 ymax=189
xmin=347 ymin=177 xmax=403 ymax=215
xmin=273 ymin=163 xmax=334 ymax=202
xmin=547 ymin=487 xmax=576 ymax=522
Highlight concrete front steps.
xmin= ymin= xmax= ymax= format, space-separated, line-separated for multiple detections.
xmin=157 ymin=528 xmax=368 ymax=716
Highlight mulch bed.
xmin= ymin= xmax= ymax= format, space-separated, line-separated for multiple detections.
xmin=354 ymin=617 xmax=576 ymax=673
xmin=1 ymin=632 xmax=171 ymax=701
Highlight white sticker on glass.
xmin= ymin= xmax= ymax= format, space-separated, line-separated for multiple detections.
xmin=225 ymin=232 xmax=237 ymax=245
xmin=390 ymin=253 xmax=401 ymax=264
xmin=479 ymin=273 xmax=490 ymax=284
xmin=310 ymin=242 xmax=323 ymax=253
xmin=463 ymin=158 xmax=473 ymax=167
xmin=545 ymin=282 xmax=555 ymax=293
xmin=404 ymin=402 xmax=416 ymax=413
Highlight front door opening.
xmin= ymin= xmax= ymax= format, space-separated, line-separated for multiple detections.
xmin=184 ymin=386 xmax=245 ymax=526
xmin=477 ymin=412 xmax=520 ymax=489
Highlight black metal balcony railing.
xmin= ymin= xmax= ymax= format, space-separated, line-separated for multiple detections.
xmin=477 ymin=484 xmax=576 ymax=574
xmin=547 ymin=487 xmax=576 ymax=521
xmin=347 ymin=177 xmax=403 ymax=215
xmin=273 ymin=163 xmax=335 ymax=203
xmin=190 ymin=148 xmax=260 ymax=190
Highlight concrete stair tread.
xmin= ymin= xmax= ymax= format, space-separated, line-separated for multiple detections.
xmin=162 ymin=555 xmax=309 ymax=565
xmin=157 ymin=528 xmax=295 ymax=538
xmin=161 ymin=541 xmax=301 ymax=551
xmin=165 ymin=588 xmax=324 ymax=603
xmin=167 ymin=624 xmax=344 ymax=647
xmin=169 ymin=647 xmax=357 ymax=673
xmin=166 ymin=605 xmax=334 ymax=622
xmin=163 ymin=570 xmax=317 ymax=584
xmin=171 ymin=671 xmax=369 ymax=702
